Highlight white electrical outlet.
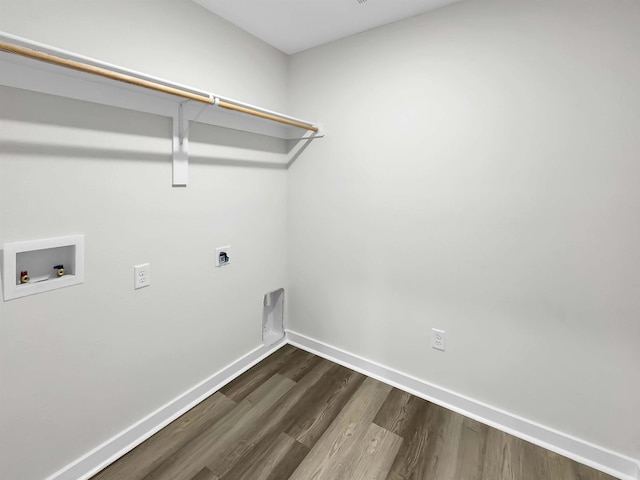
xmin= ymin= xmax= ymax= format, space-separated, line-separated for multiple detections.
xmin=432 ymin=328 xmax=446 ymax=351
xmin=215 ymin=246 xmax=231 ymax=267
xmin=134 ymin=263 xmax=150 ymax=289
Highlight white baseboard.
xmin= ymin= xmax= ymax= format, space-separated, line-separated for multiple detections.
xmin=286 ymin=330 xmax=639 ymax=480
xmin=44 ymin=339 xmax=287 ymax=480
xmin=42 ymin=332 xmax=639 ymax=480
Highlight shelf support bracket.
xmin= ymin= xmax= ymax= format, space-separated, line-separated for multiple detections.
xmin=172 ymin=103 xmax=188 ymax=187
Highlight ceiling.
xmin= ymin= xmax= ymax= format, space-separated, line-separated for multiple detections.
xmin=193 ymin=0 xmax=463 ymax=55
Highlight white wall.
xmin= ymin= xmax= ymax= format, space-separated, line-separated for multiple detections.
xmin=288 ymin=0 xmax=640 ymax=463
xmin=0 ymin=1 xmax=289 ymax=479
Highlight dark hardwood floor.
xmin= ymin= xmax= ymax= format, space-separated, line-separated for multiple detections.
xmin=91 ymin=344 xmax=617 ymax=480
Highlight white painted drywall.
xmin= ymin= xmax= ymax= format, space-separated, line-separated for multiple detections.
xmin=0 ymin=1 xmax=288 ymax=479
xmin=287 ymin=0 xmax=640 ymax=463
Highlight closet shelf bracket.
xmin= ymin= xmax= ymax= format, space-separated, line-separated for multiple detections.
xmin=173 ymin=98 xmax=222 ymax=186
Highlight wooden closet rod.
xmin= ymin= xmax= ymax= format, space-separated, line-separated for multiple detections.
xmin=217 ymin=100 xmax=318 ymax=132
xmin=0 ymin=41 xmax=318 ymax=132
xmin=0 ymin=41 xmax=214 ymax=104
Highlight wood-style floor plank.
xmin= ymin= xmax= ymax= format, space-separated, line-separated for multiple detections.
xmin=91 ymin=392 xmax=236 ymax=480
xmin=91 ymin=345 xmax=618 ymax=480
xmin=373 ymin=388 xmax=423 ymax=439
xmin=385 ymin=399 xmax=445 ymax=480
xmin=219 ymin=344 xmax=297 ymax=402
xmin=140 ymin=400 xmax=252 ymax=480
xmin=428 ymin=404 xmax=467 ymax=479
xmin=453 ymin=416 xmax=489 ymax=480
xmin=284 ymin=363 xmax=366 ymax=448
xmin=214 ymin=363 xmax=365 ymax=478
xmin=521 ymin=438 xmax=551 ymax=480
xmin=480 ymin=429 xmax=557 ymax=480
xmin=481 ymin=428 xmax=520 ymax=480
xmin=349 ymin=423 xmax=403 ymax=480
xmin=142 ymin=374 xmax=295 ymax=480
xmin=287 ymin=377 xmax=393 ymax=480
xmin=189 ymin=466 xmax=218 ymax=480
xmin=220 ymin=432 xmax=308 ymax=480
xmin=546 ymin=449 xmax=618 ymax=480
xmin=204 ymin=360 xmax=335 ymax=478
xmin=546 ymin=449 xmax=576 ymax=480
xmin=276 ymin=347 xmax=324 ymax=382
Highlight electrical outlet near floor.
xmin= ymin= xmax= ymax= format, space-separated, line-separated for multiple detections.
xmin=431 ymin=328 xmax=446 ymax=351
xmin=134 ymin=263 xmax=150 ymax=289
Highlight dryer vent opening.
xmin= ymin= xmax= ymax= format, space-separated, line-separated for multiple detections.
xmin=263 ymin=288 xmax=284 ymax=347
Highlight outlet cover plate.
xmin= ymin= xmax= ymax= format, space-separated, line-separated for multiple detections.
xmin=134 ymin=263 xmax=150 ymax=289
xmin=432 ymin=328 xmax=446 ymax=351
